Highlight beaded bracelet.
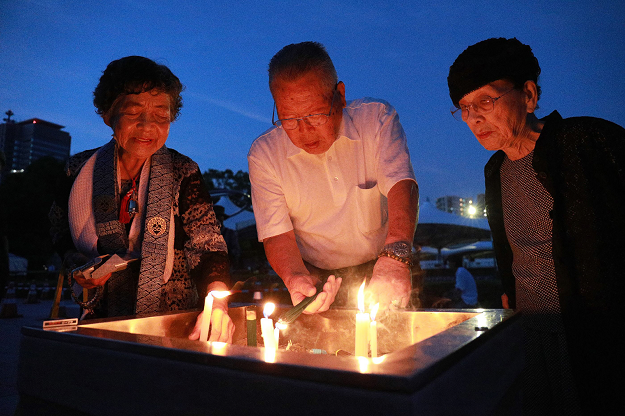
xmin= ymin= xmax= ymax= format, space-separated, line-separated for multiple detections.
xmin=67 ymin=268 xmax=104 ymax=309
xmin=378 ymin=250 xmax=414 ymax=267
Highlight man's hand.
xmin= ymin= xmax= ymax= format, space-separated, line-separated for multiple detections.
xmin=286 ymin=274 xmax=342 ymax=314
xmin=367 ymin=256 xmax=411 ymax=310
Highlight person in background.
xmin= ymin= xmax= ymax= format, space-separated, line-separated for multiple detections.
xmin=49 ymin=56 xmax=234 ymax=342
xmin=448 ymin=37 xmax=625 ymax=415
xmin=248 ymin=42 xmax=418 ymax=313
xmin=431 ymin=259 xmax=477 ymax=308
xmin=451 ymin=259 xmax=478 ymax=308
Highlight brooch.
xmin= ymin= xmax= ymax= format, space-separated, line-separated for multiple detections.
xmin=147 ymin=216 xmax=167 ymax=237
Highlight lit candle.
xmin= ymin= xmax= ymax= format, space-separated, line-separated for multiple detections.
xmin=261 ymin=302 xmax=277 ymax=349
xmin=275 ymin=321 xmax=287 ymax=348
xmin=264 ymin=346 xmax=276 ymax=363
xmin=369 ymin=303 xmax=379 ymax=358
xmin=199 ymin=290 xmax=231 ymax=342
xmin=199 ymin=292 xmax=214 ymax=342
xmin=355 ymin=280 xmax=370 ymax=357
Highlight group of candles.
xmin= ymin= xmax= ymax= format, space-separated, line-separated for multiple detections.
xmin=355 ymin=280 xmax=379 ymax=358
xmin=200 ymin=290 xmax=286 ymax=349
xmin=200 ymin=281 xmax=380 ymax=358
xmin=260 ymin=302 xmax=286 ymax=349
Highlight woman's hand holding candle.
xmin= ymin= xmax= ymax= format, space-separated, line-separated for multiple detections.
xmin=189 ymin=282 xmax=235 ymax=343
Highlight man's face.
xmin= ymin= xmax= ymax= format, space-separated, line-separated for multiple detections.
xmin=458 ymin=79 xmax=530 ymax=152
xmin=107 ymin=90 xmax=171 ymax=162
xmin=271 ymin=71 xmax=345 ymax=154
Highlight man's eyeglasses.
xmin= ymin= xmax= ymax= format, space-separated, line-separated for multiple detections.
xmin=451 ymin=89 xmax=514 ymax=121
xmin=272 ymin=86 xmax=337 ymax=130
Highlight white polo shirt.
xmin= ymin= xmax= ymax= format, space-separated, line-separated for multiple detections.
xmin=248 ymin=98 xmax=416 ymax=270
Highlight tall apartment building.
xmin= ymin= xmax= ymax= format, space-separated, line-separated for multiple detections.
xmin=436 ymin=194 xmax=486 ymax=218
xmin=476 ymin=193 xmax=487 ymax=217
xmin=0 ymin=116 xmax=71 ymax=182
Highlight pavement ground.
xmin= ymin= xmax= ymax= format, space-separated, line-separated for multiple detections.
xmin=0 ymin=298 xmax=79 ymax=416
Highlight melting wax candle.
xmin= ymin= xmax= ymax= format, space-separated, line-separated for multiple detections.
xmin=199 ymin=290 xmax=231 ymax=342
xmin=275 ymin=321 xmax=287 ymax=348
xmin=199 ymin=293 xmax=213 ymax=342
xmin=261 ymin=302 xmax=277 ymax=349
xmin=355 ymin=280 xmax=370 ymax=357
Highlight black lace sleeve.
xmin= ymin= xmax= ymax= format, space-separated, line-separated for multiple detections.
xmin=178 ymin=168 xmax=230 ymax=297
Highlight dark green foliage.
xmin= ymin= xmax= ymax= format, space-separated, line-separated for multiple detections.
xmin=0 ymin=157 xmax=66 ymax=270
xmin=202 ymin=168 xmax=251 ymax=208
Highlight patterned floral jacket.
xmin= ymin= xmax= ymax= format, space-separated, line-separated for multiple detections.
xmin=50 ymin=145 xmax=230 ymax=317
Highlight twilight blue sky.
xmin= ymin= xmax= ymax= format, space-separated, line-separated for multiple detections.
xmin=1 ymin=0 xmax=624 ymax=202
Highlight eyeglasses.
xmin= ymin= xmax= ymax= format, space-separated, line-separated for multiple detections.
xmin=272 ymin=85 xmax=337 ymax=130
xmin=451 ymin=89 xmax=515 ymax=121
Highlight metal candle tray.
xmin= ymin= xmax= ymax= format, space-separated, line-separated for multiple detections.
xmin=18 ymin=305 xmax=522 ymax=416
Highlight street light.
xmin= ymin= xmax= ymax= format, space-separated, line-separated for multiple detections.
xmin=467 ymin=204 xmax=477 ymax=217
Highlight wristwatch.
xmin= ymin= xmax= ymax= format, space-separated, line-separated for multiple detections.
xmin=378 ymin=241 xmax=413 ymax=267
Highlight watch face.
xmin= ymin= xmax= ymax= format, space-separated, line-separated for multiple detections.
xmin=386 ymin=242 xmax=411 ymax=257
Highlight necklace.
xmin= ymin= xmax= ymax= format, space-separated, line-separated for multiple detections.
xmin=119 ymin=160 xmax=140 ymax=224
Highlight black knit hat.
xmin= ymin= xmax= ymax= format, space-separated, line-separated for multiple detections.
xmin=447 ymin=38 xmax=541 ymax=107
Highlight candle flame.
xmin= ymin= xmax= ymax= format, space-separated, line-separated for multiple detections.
xmin=263 ymin=302 xmax=276 ymax=318
xmin=357 ymin=279 xmax=366 ymax=312
xmin=370 ymin=303 xmax=379 ymax=321
xmin=210 ymin=290 xmax=231 ymax=299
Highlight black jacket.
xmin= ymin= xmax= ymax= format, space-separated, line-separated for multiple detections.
xmin=485 ymin=111 xmax=625 ymax=413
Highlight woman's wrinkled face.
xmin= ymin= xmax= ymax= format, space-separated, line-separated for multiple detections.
xmin=107 ymin=90 xmax=171 ymax=161
xmin=459 ymin=79 xmax=529 ymax=152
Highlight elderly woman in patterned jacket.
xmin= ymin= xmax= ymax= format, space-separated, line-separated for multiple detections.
xmin=448 ymin=38 xmax=625 ymax=415
xmin=49 ymin=56 xmax=234 ymax=342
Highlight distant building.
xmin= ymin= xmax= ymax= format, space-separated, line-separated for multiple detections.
xmin=476 ymin=193 xmax=487 ymax=217
xmin=0 ymin=115 xmax=71 ymax=181
xmin=436 ymin=194 xmax=486 ymax=218
xmin=436 ymin=195 xmax=466 ymax=216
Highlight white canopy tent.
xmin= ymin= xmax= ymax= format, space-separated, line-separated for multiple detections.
xmin=414 ymin=201 xmax=491 ymax=263
xmin=213 ymin=193 xmax=256 ymax=231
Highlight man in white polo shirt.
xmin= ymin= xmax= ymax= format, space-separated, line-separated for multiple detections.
xmin=248 ymin=42 xmax=418 ymax=313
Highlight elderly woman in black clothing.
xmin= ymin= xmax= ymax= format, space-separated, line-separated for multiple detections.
xmin=448 ymin=38 xmax=625 ymax=415
xmin=50 ymin=56 xmax=234 ymax=342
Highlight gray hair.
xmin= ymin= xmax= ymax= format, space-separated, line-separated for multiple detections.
xmin=268 ymin=41 xmax=338 ymax=96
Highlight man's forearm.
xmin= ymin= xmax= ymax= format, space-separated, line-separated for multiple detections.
xmin=385 ymin=179 xmax=419 ymax=246
xmin=263 ymin=230 xmax=310 ymax=287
